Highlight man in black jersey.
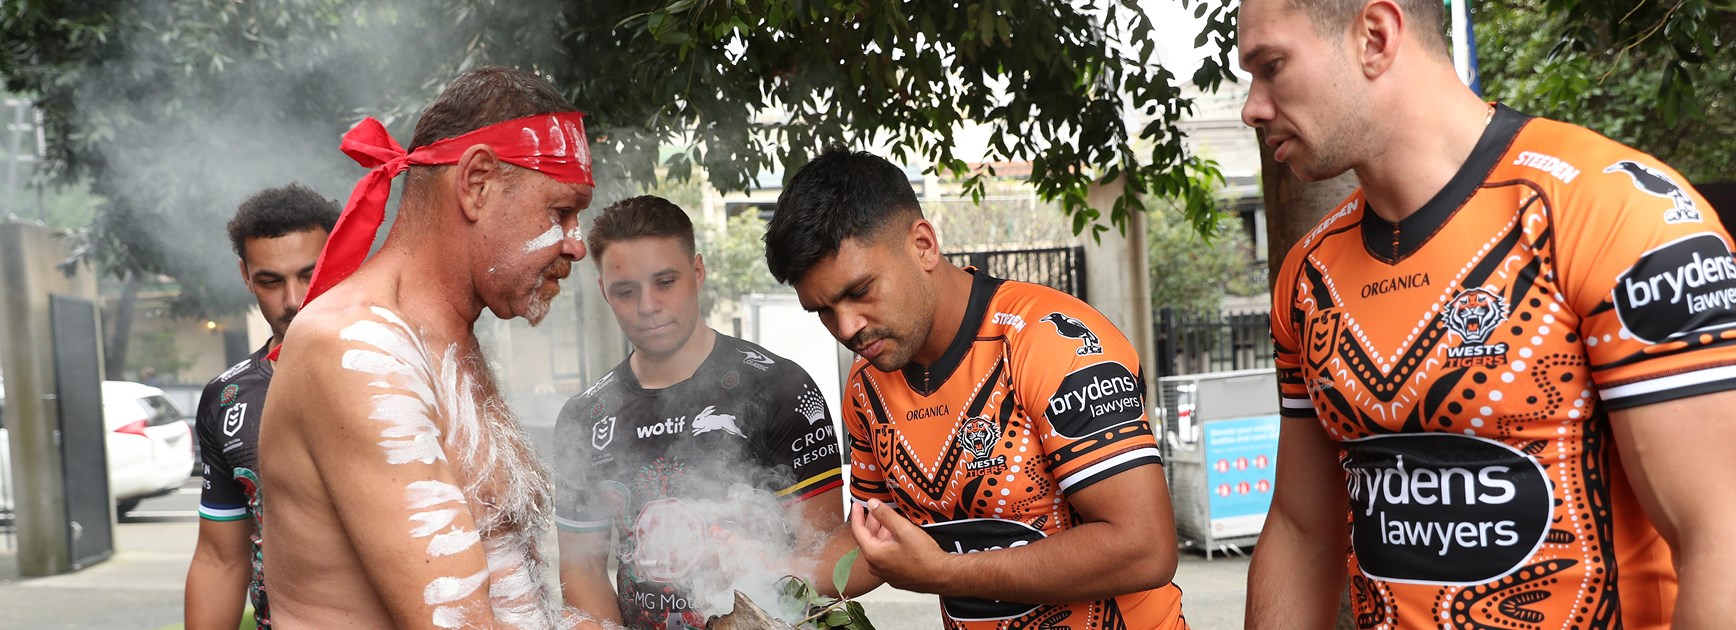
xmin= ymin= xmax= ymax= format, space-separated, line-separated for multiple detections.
xmin=554 ymin=196 xmax=850 ymax=629
xmin=184 ymin=184 xmax=338 ymax=629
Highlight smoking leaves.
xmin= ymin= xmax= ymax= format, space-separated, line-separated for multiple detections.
xmin=765 ymin=566 xmax=877 ymax=630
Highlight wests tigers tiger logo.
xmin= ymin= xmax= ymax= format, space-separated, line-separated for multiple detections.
xmin=1443 ymin=288 xmax=1507 ymax=344
xmin=959 ymin=415 xmax=997 ymax=460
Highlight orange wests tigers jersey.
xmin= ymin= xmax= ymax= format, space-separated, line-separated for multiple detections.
xmin=1272 ymin=105 xmax=1736 ymax=629
xmin=844 ymin=271 xmax=1185 ymax=630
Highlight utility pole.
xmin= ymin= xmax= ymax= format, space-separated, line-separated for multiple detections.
xmin=3 ymin=97 xmax=39 ymax=220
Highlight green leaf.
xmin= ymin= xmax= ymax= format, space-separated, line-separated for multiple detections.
xmin=845 ymin=600 xmax=877 ymax=630
xmin=832 ymin=548 xmax=859 ymax=596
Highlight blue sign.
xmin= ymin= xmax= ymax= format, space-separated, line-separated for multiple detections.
xmin=1203 ymin=415 xmax=1281 ymax=538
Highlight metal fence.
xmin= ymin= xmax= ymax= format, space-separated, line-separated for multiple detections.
xmin=944 ymin=245 xmax=1088 ymax=302
xmin=1152 ymin=308 xmax=1273 ymax=379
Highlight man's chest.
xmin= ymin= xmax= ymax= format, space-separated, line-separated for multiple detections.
xmin=581 ymin=391 xmax=765 ymax=487
xmin=859 ymin=355 xmax=1065 ymax=525
xmin=1291 ymin=195 xmax=1593 ymax=440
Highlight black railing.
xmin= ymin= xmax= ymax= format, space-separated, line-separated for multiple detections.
xmin=1153 ymin=308 xmax=1273 ymax=378
xmin=944 ymin=245 xmax=1087 ymax=302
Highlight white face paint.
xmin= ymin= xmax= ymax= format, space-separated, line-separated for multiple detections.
xmin=523 ymin=223 xmax=563 ymax=253
xmin=567 ymin=226 xmax=583 ymax=243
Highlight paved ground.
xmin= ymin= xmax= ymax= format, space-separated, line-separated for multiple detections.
xmin=0 ymin=476 xmax=1252 ymax=629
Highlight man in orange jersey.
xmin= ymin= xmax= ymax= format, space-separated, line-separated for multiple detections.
xmin=1240 ymin=1 xmax=1736 ymax=628
xmin=764 ymin=148 xmax=1187 ymax=630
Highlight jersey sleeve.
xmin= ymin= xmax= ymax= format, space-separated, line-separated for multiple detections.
xmin=552 ymin=394 xmax=613 ymax=534
xmin=1551 ymin=148 xmax=1736 ymax=410
xmin=762 ymin=366 xmax=844 ymax=504
xmin=1010 ymin=297 xmax=1163 ymax=496
xmin=196 ymin=383 xmax=249 ymax=522
xmin=1271 ymin=244 xmax=1318 ymax=419
xmin=843 ymin=364 xmax=894 ymax=508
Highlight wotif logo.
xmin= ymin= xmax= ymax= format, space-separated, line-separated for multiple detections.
xmin=636 ymin=416 xmax=686 ymax=439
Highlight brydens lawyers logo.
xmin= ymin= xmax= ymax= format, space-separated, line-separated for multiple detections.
xmin=1613 ymin=233 xmax=1736 ymax=343
xmin=921 ymin=519 xmax=1048 ymax=621
xmin=1442 ymin=287 xmax=1511 ymax=368
xmin=1341 ymin=434 xmax=1551 ymax=585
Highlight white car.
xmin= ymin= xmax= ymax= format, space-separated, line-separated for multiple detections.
xmin=0 ymin=381 xmax=196 ymax=516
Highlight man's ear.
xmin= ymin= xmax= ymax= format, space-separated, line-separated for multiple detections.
xmin=909 ymin=219 xmax=942 ymax=272
xmin=453 ymin=143 xmax=503 ymax=223
xmin=1357 ymin=0 xmax=1404 ymax=78
xmin=693 ymin=252 xmax=707 ymax=287
xmin=237 ymin=258 xmax=252 ymax=290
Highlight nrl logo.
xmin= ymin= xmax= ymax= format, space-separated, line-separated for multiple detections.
xmin=592 ymin=416 xmax=617 ymax=450
xmin=959 ymin=415 xmax=1007 ymax=472
xmin=223 ymin=402 xmax=248 ymax=437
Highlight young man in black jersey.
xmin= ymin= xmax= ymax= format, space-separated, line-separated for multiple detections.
xmin=554 ymin=196 xmax=850 ymax=629
xmin=184 ymin=184 xmax=338 ymax=629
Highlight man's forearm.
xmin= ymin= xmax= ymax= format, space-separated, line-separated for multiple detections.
xmin=922 ymin=521 xmax=1174 ymax=604
xmin=1244 ymin=514 xmax=1345 ymax=630
xmin=184 ymin=554 xmax=250 ymax=629
xmin=812 ymin=525 xmax=883 ymax=598
xmin=1671 ymin=540 xmax=1736 ymax=628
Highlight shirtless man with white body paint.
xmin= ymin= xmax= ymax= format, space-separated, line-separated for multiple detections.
xmin=259 ymin=66 xmax=601 ymax=629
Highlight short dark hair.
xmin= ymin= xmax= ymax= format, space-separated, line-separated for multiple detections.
xmin=1288 ymin=0 xmax=1448 ymax=54
xmin=409 ymin=66 xmax=577 ymax=150
xmin=763 ymin=148 xmax=923 ymax=284
xmin=586 ymin=195 xmax=696 ymax=264
xmin=226 ymin=184 xmax=341 ymax=260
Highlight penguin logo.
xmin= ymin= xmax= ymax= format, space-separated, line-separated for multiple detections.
xmin=1040 ymin=312 xmax=1104 ymax=356
xmin=1605 ymin=160 xmax=1701 ymax=224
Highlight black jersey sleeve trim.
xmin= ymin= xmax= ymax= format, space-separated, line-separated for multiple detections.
xmin=1058 ymin=450 xmax=1163 ymax=496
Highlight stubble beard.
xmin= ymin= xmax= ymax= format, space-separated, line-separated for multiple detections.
xmin=522 ymin=258 xmax=572 ymax=326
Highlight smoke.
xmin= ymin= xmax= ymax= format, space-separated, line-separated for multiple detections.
xmin=552 ymin=392 xmax=833 ymax=626
xmin=63 ymin=0 xmax=576 ymax=315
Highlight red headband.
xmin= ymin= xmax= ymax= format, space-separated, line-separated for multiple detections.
xmin=269 ymin=112 xmax=592 ymax=360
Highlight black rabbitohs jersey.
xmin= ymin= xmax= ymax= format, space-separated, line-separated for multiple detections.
xmin=553 ymin=333 xmax=843 ymax=630
xmin=195 ymin=341 xmax=274 ymax=626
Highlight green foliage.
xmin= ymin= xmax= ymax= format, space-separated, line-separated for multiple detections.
xmin=559 ymin=0 xmax=1241 ymax=238
xmin=125 ymin=328 xmax=195 ymax=382
xmin=780 ymin=572 xmax=876 ymax=630
xmin=1478 ymin=0 xmax=1736 ymax=181
xmin=698 ymin=212 xmax=786 ymax=317
xmin=1147 ymin=201 xmax=1262 ymax=318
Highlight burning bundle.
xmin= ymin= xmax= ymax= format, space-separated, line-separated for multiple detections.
xmin=703 ymin=572 xmax=876 ymax=630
